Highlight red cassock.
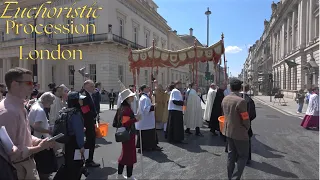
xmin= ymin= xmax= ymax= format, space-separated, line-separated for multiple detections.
xmin=118 ymin=106 xmax=137 ymax=166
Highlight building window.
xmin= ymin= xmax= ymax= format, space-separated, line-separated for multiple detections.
xmin=119 ymin=19 xmax=124 ymax=37
xmin=315 ymin=16 xmax=319 ymax=39
xmin=67 ymin=19 xmax=73 ymax=44
xmin=89 ymin=64 xmax=97 ymax=82
xmin=118 ymin=65 xmax=124 ymax=82
xmin=68 ymin=65 xmax=75 ymax=85
xmin=145 ymin=70 xmax=148 ymax=84
xmin=88 ymin=17 xmax=95 ymax=41
xmin=171 ymin=73 xmax=174 ymax=82
xmin=0 ymin=31 xmax=4 ymax=41
xmin=133 ymin=27 xmax=138 ymax=44
xmin=145 ymin=32 xmax=150 ymax=47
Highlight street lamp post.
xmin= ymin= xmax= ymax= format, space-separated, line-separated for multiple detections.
xmin=33 ymin=13 xmax=38 ymax=84
xmin=205 ymin=7 xmax=211 ymax=87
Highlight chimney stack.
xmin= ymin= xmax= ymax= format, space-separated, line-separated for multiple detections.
xmin=173 ymin=30 xmax=177 ymax=34
xmin=189 ymin=28 xmax=193 ymax=36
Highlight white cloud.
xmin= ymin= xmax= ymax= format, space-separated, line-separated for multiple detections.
xmin=225 ymin=46 xmax=243 ymax=54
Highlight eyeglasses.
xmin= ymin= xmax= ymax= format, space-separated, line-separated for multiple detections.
xmin=16 ymin=81 xmax=33 ymax=86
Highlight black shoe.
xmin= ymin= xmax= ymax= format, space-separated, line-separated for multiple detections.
xmin=185 ymin=129 xmax=192 ymax=134
xmin=196 ymin=132 xmax=204 ymax=137
xmin=210 ymin=129 xmax=218 ymax=136
xmin=85 ymin=161 xmax=100 ymax=168
xmin=246 ymin=160 xmax=251 ymax=165
xmin=152 ymin=146 xmax=163 ymax=151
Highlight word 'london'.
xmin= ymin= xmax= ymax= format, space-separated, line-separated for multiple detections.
xmin=1 ymin=1 xmax=103 ymax=60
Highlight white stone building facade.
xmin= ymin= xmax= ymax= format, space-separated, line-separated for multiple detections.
xmin=244 ymin=0 xmax=319 ymax=98
xmin=0 ymin=0 xmax=207 ymax=91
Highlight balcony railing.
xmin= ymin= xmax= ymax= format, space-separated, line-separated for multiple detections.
xmin=112 ymin=34 xmax=145 ymax=49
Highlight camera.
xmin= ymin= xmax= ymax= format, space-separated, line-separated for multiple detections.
xmin=80 ymin=166 xmax=90 ymax=177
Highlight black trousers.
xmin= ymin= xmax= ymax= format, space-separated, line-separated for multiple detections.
xmin=118 ymin=164 xmax=133 ymax=178
xmin=64 ymin=136 xmax=83 ymax=180
xmin=109 ymin=101 xmax=115 ymax=109
xmin=84 ymin=116 xmax=96 ymax=162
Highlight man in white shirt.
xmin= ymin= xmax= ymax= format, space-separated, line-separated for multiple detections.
xmin=135 ymin=85 xmax=162 ymax=151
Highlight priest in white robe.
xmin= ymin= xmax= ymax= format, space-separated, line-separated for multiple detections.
xmin=184 ymin=83 xmax=204 ymax=136
xmin=135 ymin=84 xmax=162 ymax=151
xmin=203 ymin=83 xmax=217 ymax=124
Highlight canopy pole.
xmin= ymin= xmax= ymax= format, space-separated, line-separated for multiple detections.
xmin=194 ymin=39 xmax=198 ymax=89
xmin=221 ymin=33 xmax=228 ymax=85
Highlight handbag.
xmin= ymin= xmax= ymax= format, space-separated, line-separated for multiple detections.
xmin=114 ymin=109 xmax=131 ymax=142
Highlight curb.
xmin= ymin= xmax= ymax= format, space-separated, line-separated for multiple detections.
xmin=253 ymin=97 xmax=303 ymax=119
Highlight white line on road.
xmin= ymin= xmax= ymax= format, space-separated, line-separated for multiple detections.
xmin=254 ymin=98 xmax=303 ymax=119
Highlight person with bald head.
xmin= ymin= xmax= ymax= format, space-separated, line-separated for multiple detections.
xmin=80 ymin=80 xmax=100 ymax=167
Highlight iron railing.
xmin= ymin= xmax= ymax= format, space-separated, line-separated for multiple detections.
xmin=112 ymin=34 xmax=145 ymax=49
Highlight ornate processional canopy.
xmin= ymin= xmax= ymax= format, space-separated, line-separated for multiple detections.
xmin=128 ymin=39 xmax=225 ymax=70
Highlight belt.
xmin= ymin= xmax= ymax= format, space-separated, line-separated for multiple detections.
xmin=12 ymin=155 xmax=34 ymax=164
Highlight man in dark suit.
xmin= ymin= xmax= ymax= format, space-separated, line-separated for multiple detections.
xmin=92 ymin=82 xmax=102 ymax=123
xmin=108 ymin=89 xmax=116 ymax=110
xmin=80 ymin=80 xmax=100 ymax=167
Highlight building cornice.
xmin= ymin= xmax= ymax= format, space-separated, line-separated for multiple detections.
xmin=117 ymin=0 xmax=170 ymax=35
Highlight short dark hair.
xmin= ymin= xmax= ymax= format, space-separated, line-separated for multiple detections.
xmin=229 ymin=78 xmax=243 ymax=92
xmin=0 ymin=83 xmax=5 ymax=88
xmin=188 ymin=82 xmax=194 ymax=88
xmin=5 ymin=67 xmax=32 ymax=90
xmin=242 ymin=84 xmax=250 ymax=92
xmin=95 ymin=82 xmax=101 ymax=88
xmin=48 ymin=82 xmax=56 ymax=90
xmin=140 ymin=84 xmax=148 ymax=91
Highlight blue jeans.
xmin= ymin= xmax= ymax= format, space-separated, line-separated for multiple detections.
xmin=297 ymin=103 xmax=303 ymax=113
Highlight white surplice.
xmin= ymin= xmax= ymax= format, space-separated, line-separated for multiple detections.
xmin=184 ymin=89 xmax=203 ymax=129
xmin=203 ymin=88 xmax=217 ymax=121
xmin=135 ymin=93 xmax=155 ymax=130
xmin=306 ymin=93 xmax=319 ymax=116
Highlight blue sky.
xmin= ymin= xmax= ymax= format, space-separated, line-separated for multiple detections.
xmin=154 ymin=0 xmax=278 ymax=77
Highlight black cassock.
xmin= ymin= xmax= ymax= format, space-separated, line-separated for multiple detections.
xmin=166 ymin=109 xmax=184 ymax=143
xmin=209 ymin=88 xmax=225 ymax=132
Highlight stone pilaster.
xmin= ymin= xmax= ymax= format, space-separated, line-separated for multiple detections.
xmin=292 ymin=10 xmax=296 ymax=51
xmin=41 ymin=60 xmax=46 ymax=91
xmin=286 ymin=16 xmax=290 ymax=55
xmin=309 ymin=0 xmax=315 ymax=43
xmin=298 ymin=0 xmax=307 ymax=48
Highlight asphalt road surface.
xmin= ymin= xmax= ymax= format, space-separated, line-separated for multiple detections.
xmin=53 ymin=101 xmax=319 ymax=179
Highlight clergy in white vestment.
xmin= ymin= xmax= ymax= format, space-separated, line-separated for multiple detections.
xmin=166 ymin=81 xmax=185 ymax=143
xmin=203 ymin=83 xmax=217 ymax=123
xmin=301 ymin=87 xmax=319 ymax=129
xmin=184 ymin=83 xmax=204 ymax=136
xmin=135 ymin=85 xmax=162 ymax=151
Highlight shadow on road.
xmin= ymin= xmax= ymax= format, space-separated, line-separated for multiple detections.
xmin=85 ymin=167 xmax=117 ymax=180
xmin=252 ymin=135 xmax=286 ymax=159
xmin=96 ymin=138 xmax=113 ymax=145
xmin=143 ymin=151 xmax=186 ymax=169
xmin=248 ymin=160 xmax=298 ymax=178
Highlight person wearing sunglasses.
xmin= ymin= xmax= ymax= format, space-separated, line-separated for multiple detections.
xmin=0 ymin=67 xmax=54 ymax=180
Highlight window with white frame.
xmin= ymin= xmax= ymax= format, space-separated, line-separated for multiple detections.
xmin=145 ymin=70 xmax=148 ymax=84
xmin=118 ymin=65 xmax=124 ymax=82
xmin=133 ymin=27 xmax=138 ymax=44
xmin=67 ymin=19 xmax=73 ymax=43
xmin=89 ymin=64 xmax=97 ymax=82
xmin=88 ymin=17 xmax=95 ymax=41
xmin=145 ymin=31 xmax=150 ymax=47
xmin=68 ymin=65 xmax=75 ymax=85
xmin=0 ymin=31 xmax=4 ymax=41
xmin=119 ymin=18 xmax=124 ymax=37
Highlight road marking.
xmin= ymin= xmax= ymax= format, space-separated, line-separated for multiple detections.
xmin=254 ymin=98 xmax=303 ymax=119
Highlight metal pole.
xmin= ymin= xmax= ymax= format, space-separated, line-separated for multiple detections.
xmin=33 ymin=13 xmax=37 ymax=83
xmin=205 ymin=8 xmax=211 ymax=87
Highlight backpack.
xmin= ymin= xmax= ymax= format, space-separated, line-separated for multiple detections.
xmin=241 ymin=93 xmax=256 ymax=121
xmin=52 ymin=108 xmax=77 ymax=144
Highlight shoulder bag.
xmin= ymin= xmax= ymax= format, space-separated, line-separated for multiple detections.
xmin=115 ymin=108 xmax=131 ymax=143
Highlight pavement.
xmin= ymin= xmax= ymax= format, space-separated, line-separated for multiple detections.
xmin=51 ymin=101 xmax=319 ymax=179
xmin=253 ymin=95 xmax=307 ymax=119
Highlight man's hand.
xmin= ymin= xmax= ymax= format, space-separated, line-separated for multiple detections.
xmin=80 ymin=147 xmax=85 ymax=160
xmin=38 ymin=138 xmax=55 ymax=150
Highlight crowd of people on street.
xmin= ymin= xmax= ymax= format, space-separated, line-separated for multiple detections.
xmin=0 ymin=66 xmax=318 ymax=180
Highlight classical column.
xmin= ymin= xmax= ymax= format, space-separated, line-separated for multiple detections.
xmin=298 ymin=0 xmax=307 ymax=48
xmin=41 ymin=60 xmax=46 ymax=91
xmin=19 ymin=59 xmax=23 ymax=67
xmin=281 ymin=24 xmax=285 ymax=58
xmin=23 ymin=59 xmax=28 ymax=70
xmin=286 ymin=16 xmax=290 ymax=54
xmin=309 ymin=0 xmax=315 ymax=43
xmin=292 ymin=10 xmax=296 ymax=51
xmin=6 ymin=59 xmax=11 ymax=70
xmin=306 ymin=0 xmax=310 ymax=43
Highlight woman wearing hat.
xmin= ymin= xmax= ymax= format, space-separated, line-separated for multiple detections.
xmin=62 ymin=92 xmax=86 ymax=180
xmin=116 ymin=89 xmax=139 ymax=180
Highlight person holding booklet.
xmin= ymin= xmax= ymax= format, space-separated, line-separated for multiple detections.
xmin=62 ymin=91 xmax=87 ymax=180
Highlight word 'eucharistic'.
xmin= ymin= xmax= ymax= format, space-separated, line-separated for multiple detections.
xmin=0 ymin=1 xmax=103 ymax=19
xmin=20 ymin=44 xmax=83 ymax=60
